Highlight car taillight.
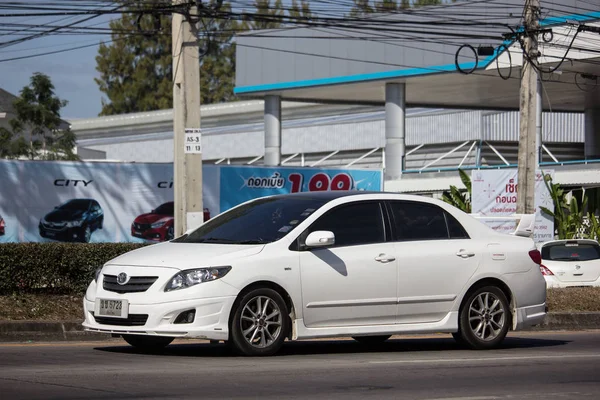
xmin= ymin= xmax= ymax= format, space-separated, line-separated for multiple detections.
xmin=529 ymin=249 xmax=542 ymax=265
xmin=539 ymin=265 xmax=554 ymax=276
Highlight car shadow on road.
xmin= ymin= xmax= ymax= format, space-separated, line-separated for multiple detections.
xmin=93 ymin=335 xmax=570 ymax=358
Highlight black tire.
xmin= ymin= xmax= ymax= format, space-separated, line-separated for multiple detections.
xmin=99 ymin=217 xmax=104 ymax=230
xmin=457 ymin=286 xmax=510 ymax=350
xmin=352 ymin=335 xmax=391 ymax=345
xmin=230 ymin=288 xmax=290 ymax=356
xmin=166 ymin=226 xmax=174 ymax=241
xmin=451 ymin=332 xmax=467 ymax=347
xmin=122 ymin=335 xmax=174 ymax=350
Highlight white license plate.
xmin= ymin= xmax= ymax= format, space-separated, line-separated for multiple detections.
xmin=95 ymin=299 xmax=129 ymax=319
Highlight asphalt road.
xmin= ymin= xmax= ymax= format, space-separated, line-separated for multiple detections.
xmin=1 ymin=331 xmax=600 ymax=400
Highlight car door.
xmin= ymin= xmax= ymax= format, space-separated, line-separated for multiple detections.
xmin=386 ymin=200 xmax=481 ymax=324
xmin=298 ymin=200 xmax=398 ymax=328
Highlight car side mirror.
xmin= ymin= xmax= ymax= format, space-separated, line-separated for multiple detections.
xmin=305 ymin=231 xmax=335 ymax=248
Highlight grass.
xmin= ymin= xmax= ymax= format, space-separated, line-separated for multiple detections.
xmin=0 ymin=288 xmax=599 ymax=320
xmin=546 ymin=287 xmax=600 ymax=313
xmin=0 ymin=294 xmax=83 ymax=321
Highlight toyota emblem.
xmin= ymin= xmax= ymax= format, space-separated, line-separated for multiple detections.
xmin=575 ymin=265 xmax=581 ymax=270
xmin=117 ymin=272 xmax=129 ymax=285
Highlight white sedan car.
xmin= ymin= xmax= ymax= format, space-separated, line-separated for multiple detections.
xmin=539 ymin=239 xmax=600 ymax=288
xmin=83 ymin=192 xmax=547 ymax=356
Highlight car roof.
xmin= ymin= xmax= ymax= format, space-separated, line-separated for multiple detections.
xmin=541 ymin=239 xmax=600 ymax=247
xmin=267 ymin=190 xmax=396 ymax=202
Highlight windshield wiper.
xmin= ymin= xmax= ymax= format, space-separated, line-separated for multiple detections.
xmin=238 ymin=239 xmax=268 ymax=244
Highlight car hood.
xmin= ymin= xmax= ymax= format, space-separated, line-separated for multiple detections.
xmin=44 ymin=209 xmax=84 ymax=222
xmin=134 ymin=213 xmax=172 ymax=224
xmin=105 ymin=241 xmax=265 ymax=270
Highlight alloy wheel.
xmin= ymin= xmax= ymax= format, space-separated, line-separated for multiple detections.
xmin=467 ymin=291 xmax=506 ymax=342
xmin=240 ymin=296 xmax=282 ymax=349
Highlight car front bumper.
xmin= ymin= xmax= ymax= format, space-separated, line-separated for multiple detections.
xmin=39 ymin=225 xmax=84 ymax=241
xmin=131 ymin=227 xmax=168 ymax=241
xmin=82 ymin=295 xmax=237 ymax=340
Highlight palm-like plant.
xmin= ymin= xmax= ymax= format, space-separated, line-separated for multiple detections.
xmin=441 ymin=169 xmax=472 ymax=213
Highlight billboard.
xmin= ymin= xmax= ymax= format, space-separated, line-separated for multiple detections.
xmin=0 ymin=160 xmax=382 ymax=243
xmin=471 ymin=169 xmax=555 ymax=242
xmin=219 ymin=166 xmax=383 ymax=212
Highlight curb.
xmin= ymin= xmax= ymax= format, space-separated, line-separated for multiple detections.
xmin=0 ymin=320 xmax=111 ymax=342
xmin=1 ymin=313 xmax=599 ymax=343
xmin=526 ymin=312 xmax=600 ymax=331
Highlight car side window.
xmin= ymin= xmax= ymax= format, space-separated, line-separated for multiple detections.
xmin=307 ymin=202 xmax=385 ymax=248
xmin=445 ymin=211 xmax=470 ymax=239
xmin=388 ymin=201 xmax=451 ymax=241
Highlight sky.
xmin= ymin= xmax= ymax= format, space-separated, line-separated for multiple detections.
xmin=0 ymin=1 xmax=300 ymax=121
xmin=0 ymin=11 xmax=115 ymax=120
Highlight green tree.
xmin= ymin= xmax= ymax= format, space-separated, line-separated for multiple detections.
xmin=0 ymin=73 xmax=77 ymax=160
xmin=95 ymin=1 xmax=174 ymax=115
xmin=289 ymin=0 xmax=312 ymax=20
xmin=96 ymin=1 xmax=312 ymax=116
xmin=96 ymin=1 xmax=240 ymax=115
xmin=349 ymin=0 xmax=445 ymax=16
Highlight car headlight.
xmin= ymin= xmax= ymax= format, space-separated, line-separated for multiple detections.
xmin=165 ymin=267 xmax=231 ymax=292
xmin=94 ymin=267 xmax=103 ymax=282
xmin=151 ymin=221 xmax=166 ymax=228
xmin=66 ymin=220 xmax=83 ymax=228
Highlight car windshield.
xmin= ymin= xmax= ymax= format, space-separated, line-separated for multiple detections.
xmin=176 ymin=196 xmax=327 ymax=244
xmin=542 ymin=242 xmax=600 ymax=262
xmin=154 ymin=203 xmax=174 ymax=215
xmin=59 ymin=199 xmax=90 ymax=211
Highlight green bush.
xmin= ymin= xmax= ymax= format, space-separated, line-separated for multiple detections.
xmin=0 ymin=243 xmax=147 ymax=295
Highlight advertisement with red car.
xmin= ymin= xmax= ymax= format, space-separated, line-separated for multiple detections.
xmin=0 ymin=160 xmax=382 ymax=243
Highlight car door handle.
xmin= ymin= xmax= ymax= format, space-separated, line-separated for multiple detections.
xmin=456 ymin=249 xmax=475 ymax=258
xmin=375 ymin=254 xmax=396 ymax=263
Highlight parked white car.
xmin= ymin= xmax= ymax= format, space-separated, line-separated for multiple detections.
xmin=83 ymin=192 xmax=547 ymax=356
xmin=539 ymin=239 xmax=600 ymax=288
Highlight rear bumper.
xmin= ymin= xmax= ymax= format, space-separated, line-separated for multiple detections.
xmin=544 ymin=276 xmax=600 ymax=288
xmin=514 ymin=303 xmax=547 ymax=330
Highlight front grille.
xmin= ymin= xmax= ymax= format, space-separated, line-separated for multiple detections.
xmin=43 ymin=221 xmax=67 ymax=230
xmin=91 ymin=312 xmax=148 ymax=326
xmin=103 ymin=275 xmax=158 ymax=294
xmin=133 ymin=223 xmax=151 ymax=231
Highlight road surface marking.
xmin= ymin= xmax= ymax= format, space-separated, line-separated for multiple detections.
xmin=370 ymin=353 xmax=600 ymax=364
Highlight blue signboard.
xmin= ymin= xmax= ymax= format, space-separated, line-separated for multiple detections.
xmin=219 ymin=166 xmax=383 ymax=212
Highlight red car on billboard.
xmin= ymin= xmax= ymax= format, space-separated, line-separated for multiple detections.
xmin=131 ymin=202 xmax=210 ymax=242
xmin=0 ymin=214 xmax=5 ymax=236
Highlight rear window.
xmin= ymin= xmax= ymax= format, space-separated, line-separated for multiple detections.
xmin=541 ymin=242 xmax=600 ymax=262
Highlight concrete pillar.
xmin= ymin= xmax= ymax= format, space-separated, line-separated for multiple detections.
xmin=385 ymin=83 xmax=406 ymax=181
xmin=584 ymin=108 xmax=600 ymax=160
xmin=536 ymin=76 xmax=542 ymax=166
xmin=264 ymin=95 xmax=282 ymax=166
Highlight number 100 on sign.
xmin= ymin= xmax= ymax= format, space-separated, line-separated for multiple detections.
xmin=184 ymin=129 xmax=202 ymax=154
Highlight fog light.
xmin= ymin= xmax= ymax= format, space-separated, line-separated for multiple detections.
xmin=174 ymin=309 xmax=195 ymax=324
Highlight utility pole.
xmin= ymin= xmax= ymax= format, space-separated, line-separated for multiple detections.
xmin=516 ymin=0 xmax=540 ymax=215
xmin=173 ymin=0 xmax=203 ymax=236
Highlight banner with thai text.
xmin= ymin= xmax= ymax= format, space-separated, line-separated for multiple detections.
xmin=471 ymin=169 xmax=555 ymax=242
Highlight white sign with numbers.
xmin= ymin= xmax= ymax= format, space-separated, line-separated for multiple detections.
xmin=184 ymin=128 xmax=202 ymax=154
